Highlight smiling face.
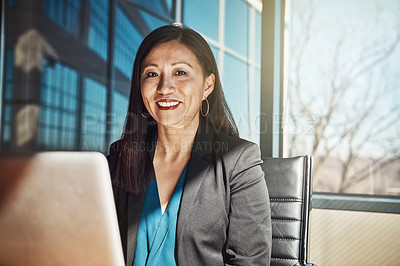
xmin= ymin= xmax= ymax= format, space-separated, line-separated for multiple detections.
xmin=140 ymin=40 xmax=215 ymax=129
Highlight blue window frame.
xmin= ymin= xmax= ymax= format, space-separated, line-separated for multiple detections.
xmin=2 ymin=104 xmax=12 ymax=145
xmin=39 ymin=59 xmax=79 ymax=150
xmin=113 ymin=6 xmax=142 ymax=78
xmin=44 ymin=0 xmax=82 ymax=37
xmin=2 ymin=51 xmax=15 ymax=148
xmin=129 ymin=0 xmax=174 ymax=19
xmin=88 ymin=0 xmax=109 ymax=60
xmin=138 ymin=9 xmax=168 ymax=33
xmin=82 ymin=78 xmax=107 ymax=151
xmin=4 ymin=51 xmax=14 ymax=101
xmin=109 ymin=91 xmax=129 ymax=146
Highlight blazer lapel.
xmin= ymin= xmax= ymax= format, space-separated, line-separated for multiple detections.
xmin=176 ymin=117 xmax=214 ymax=244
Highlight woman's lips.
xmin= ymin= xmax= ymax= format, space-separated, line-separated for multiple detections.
xmin=156 ymin=100 xmax=181 ymax=110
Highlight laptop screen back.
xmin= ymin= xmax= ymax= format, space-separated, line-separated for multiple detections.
xmin=0 ymin=152 xmax=124 ymax=266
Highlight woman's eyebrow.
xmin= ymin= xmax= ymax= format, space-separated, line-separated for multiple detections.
xmin=142 ymin=62 xmax=193 ymax=68
xmin=142 ymin=63 xmax=158 ymax=69
xmin=171 ymin=61 xmax=193 ymax=68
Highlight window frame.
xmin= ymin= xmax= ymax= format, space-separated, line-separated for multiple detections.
xmin=313 ymin=192 xmax=400 ymax=214
xmin=260 ymin=0 xmax=284 ymax=158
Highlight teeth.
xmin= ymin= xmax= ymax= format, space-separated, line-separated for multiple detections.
xmin=157 ymin=101 xmax=179 ymax=107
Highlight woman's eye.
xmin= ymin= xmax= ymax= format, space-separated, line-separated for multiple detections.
xmin=175 ymin=70 xmax=187 ymax=76
xmin=146 ymin=72 xmax=158 ymax=78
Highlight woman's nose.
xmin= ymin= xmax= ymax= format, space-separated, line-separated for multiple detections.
xmin=157 ymin=74 xmax=175 ymax=94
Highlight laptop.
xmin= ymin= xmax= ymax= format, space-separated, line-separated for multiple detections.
xmin=0 ymin=152 xmax=125 ymax=266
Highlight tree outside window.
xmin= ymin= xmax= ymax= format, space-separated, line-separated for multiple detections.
xmin=284 ymin=0 xmax=400 ymax=196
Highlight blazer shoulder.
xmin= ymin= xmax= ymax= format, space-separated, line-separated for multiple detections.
xmin=212 ymin=132 xmax=262 ymax=174
xmin=214 ymin=132 xmax=260 ymax=156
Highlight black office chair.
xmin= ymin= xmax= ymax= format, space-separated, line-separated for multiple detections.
xmin=261 ymin=155 xmax=314 ymax=266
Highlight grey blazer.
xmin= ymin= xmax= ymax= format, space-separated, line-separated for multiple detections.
xmin=108 ymin=119 xmax=272 ymax=265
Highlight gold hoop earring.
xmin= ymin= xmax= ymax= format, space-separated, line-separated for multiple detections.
xmin=201 ymin=98 xmax=209 ymax=117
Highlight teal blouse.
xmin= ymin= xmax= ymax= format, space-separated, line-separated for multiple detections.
xmin=133 ymin=164 xmax=188 ymax=266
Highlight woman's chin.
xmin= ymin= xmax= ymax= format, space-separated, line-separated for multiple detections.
xmin=155 ymin=115 xmax=199 ymax=130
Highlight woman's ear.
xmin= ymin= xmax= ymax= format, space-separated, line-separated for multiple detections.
xmin=204 ymin=73 xmax=215 ymax=99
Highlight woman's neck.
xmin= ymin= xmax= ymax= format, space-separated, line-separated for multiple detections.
xmin=155 ymin=118 xmax=199 ymax=159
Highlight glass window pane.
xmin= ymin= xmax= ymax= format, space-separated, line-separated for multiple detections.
xmin=3 ymin=124 xmax=11 ymax=143
xmin=114 ymin=6 xmax=142 ymax=78
xmin=183 ymin=0 xmax=219 ymax=40
xmin=4 ymin=105 xmax=12 ymax=123
xmin=138 ymin=10 xmax=169 ymax=34
xmin=5 ymin=51 xmax=14 ymax=100
xmin=5 ymin=50 xmax=14 ymax=80
xmin=225 ymin=0 xmax=249 ymax=56
xmin=110 ymin=91 xmax=129 ymax=145
xmin=210 ymin=45 xmax=219 ymax=64
xmin=88 ymin=0 xmax=109 ymax=60
xmin=44 ymin=0 xmax=82 ymax=37
xmin=5 ymin=84 xmax=13 ymax=101
xmin=284 ymin=0 xmax=400 ymax=196
xmin=129 ymin=0 xmax=174 ymax=18
xmin=39 ymin=60 xmax=79 ymax=150
xmin=223 ymin=53 xmax=249 ymax=139
xmin=82 ymin=77 xmax=107 ymax=152
xmin=39 ymin=108 xmax=50 ymax=145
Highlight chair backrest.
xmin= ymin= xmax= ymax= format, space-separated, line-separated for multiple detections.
xmin=261 ymin=156 xmax=313 ymax=266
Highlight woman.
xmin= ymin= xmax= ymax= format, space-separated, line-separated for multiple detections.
xmin=107 ymin=25 xmax=271 ymax=265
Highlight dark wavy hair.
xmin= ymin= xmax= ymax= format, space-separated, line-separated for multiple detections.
xmin=110 ymin=24 xmax=238 ymax=194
